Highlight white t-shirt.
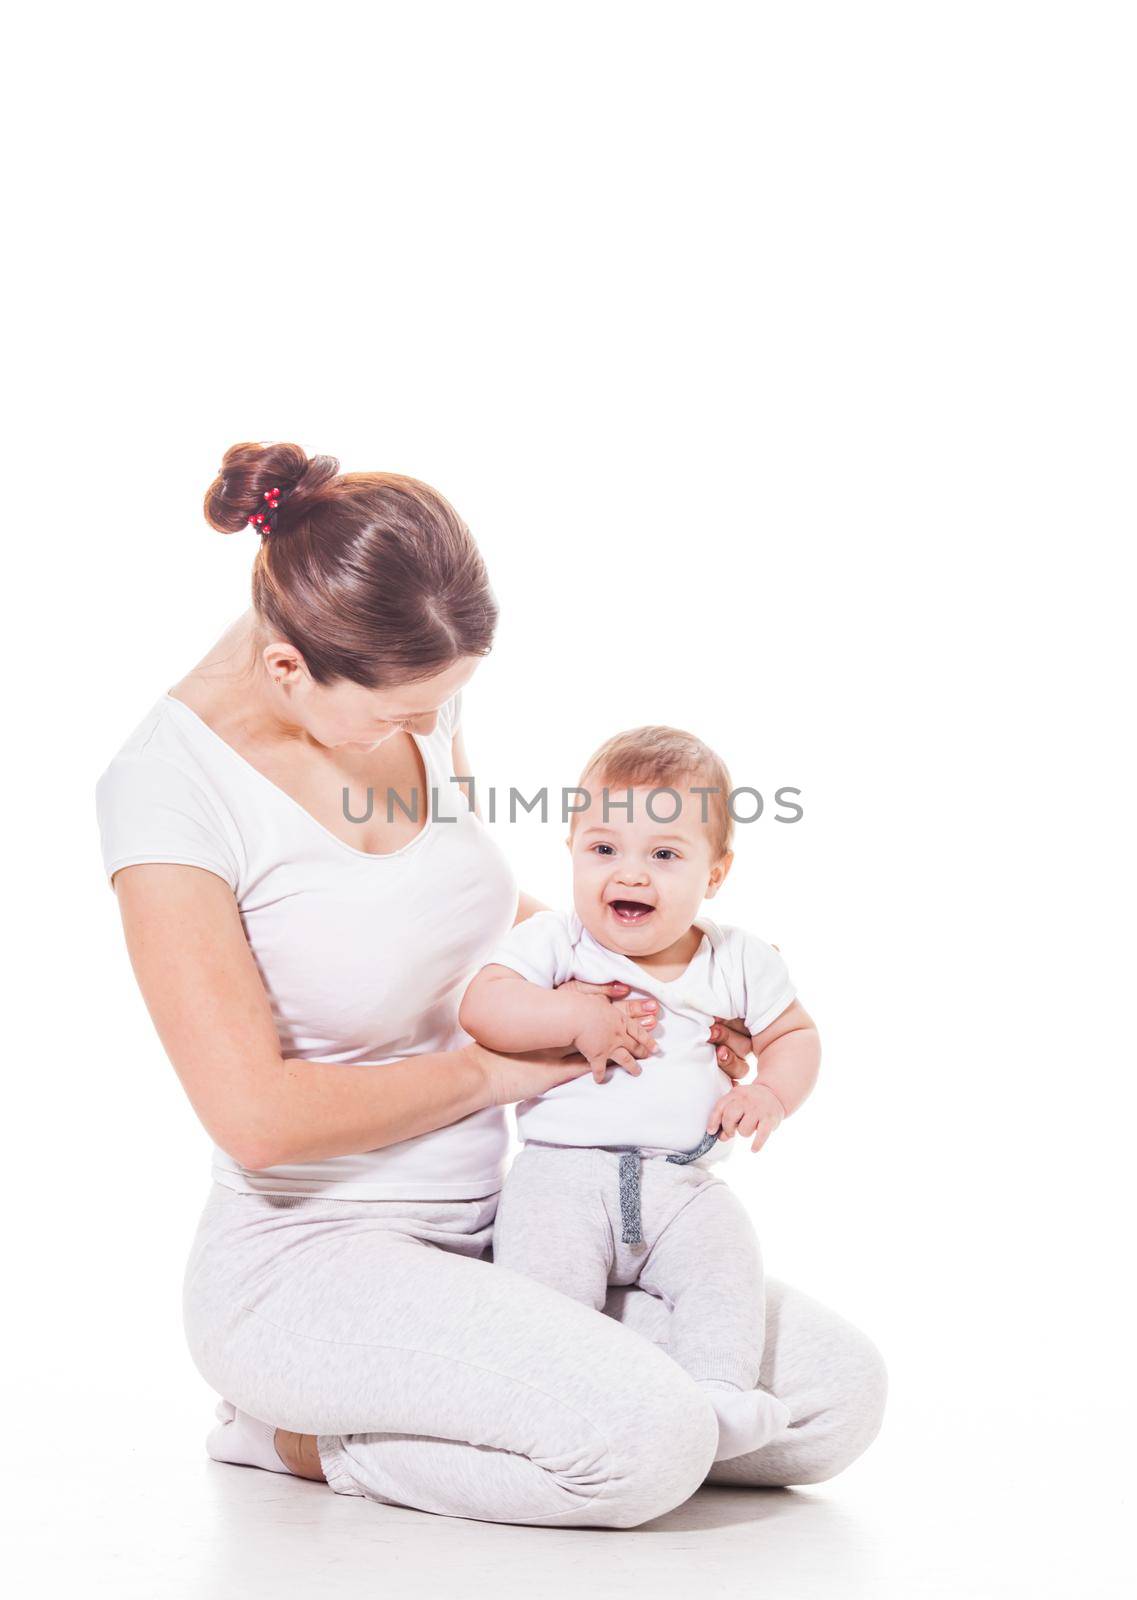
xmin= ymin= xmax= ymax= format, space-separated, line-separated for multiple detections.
xmin=485 ymin=909 xmax=796 ymax=1163
xmin=95 ymin=692 xmax=519 ymax=1199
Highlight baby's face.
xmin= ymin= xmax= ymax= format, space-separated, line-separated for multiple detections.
xmin=569 ymin=784 xmax=731 ymax=960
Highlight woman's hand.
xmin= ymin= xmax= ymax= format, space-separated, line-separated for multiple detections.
xmin=471 ymin=977 xmax=674 ymax=1104
xmin=709 ymin=1017 xmax=753 ymax=1081
xmin=555 ymin=979 xmax=660 ymax=1036
xmin=470 ymin=1041 xmax=606 ymax=1108
xmin=554 ymin=982 xmax=754 ymax=1080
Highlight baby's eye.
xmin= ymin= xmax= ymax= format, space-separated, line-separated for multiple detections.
xmin=592 ymin=843 xmax=616 ymax=857
xmin=653 ymin=848 xmax=679 ymax=861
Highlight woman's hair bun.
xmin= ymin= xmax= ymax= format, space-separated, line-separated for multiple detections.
xmin=203 ymin=441 xmax=340 ymax=534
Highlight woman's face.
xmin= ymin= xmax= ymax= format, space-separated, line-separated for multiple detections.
xmin=266 ymin=650 xmax=481 ymax=752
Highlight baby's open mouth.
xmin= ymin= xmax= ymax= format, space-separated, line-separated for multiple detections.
xmin=608 ymin=900 xmax=655 ymax=924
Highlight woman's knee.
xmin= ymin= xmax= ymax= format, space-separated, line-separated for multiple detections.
xmin=585 ymin=1364 xmax=719 ymax=1528
xmin=787 ymin=1327 xmax=888 ymax=1486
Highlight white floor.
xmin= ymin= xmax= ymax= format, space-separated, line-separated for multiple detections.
xmin=12 ymin=1397 xmax=1131 ymax=1598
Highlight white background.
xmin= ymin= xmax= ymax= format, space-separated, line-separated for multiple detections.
xmin=6 ymin=2 xmax=1134 ymax=1595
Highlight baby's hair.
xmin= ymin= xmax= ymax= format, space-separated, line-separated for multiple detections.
xmin=576 ymin=725 xmax=734 ymax=858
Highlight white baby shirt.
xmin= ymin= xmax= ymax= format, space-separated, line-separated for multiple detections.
xmin=486 ymin=910 xmax=796 ymax=1160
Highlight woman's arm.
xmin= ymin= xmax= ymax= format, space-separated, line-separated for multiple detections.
xmin=514 ymin=891 xmax=548 ymax=924
xmin=112 ymin=862 xmax=509 ymax=1171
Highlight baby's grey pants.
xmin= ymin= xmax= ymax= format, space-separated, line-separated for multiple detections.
xmin=184 ymin=1177 xmax=887 ymax=1529
xmin=494 ymin=1143 xmax=767 ymax=1391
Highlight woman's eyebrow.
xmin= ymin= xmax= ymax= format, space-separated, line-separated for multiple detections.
xmin=377 ymin=702 xmax=443 ymax=719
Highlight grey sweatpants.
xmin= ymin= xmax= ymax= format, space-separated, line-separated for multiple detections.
xmin=183 ymin=1180 xmax=887 ymax=1529
xmin=493 ymin=1144 xmax=766 ymax=1391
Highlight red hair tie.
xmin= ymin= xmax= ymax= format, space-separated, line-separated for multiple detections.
xmin=248 ymin=487 xmax=283 ymax=534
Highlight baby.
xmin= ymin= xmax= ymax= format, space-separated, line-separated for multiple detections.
xmin=460 ymin=726 xmax=821 ymax=1462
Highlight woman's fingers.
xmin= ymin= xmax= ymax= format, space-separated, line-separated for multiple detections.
xmin=716 ymin=1049 xmax=751 ymax=1088
xmin=573 ymin=981 xmax=659 ymax=1023
xmin=612 ymin=994 xmax=658 ymax=1029
xmin=712 ymin=1018 xmax=751 ymax=1054
xmin=709 ymin=1016 xmax=752 ymax=1080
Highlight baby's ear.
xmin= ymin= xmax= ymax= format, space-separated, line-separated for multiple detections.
xmin=705 ymin=850 xmax=735 ymax=898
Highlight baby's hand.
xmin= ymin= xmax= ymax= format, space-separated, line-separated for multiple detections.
xmin=572 ymin=995 xmax=659 ymax=1083
xmin=707 ymin=1082 xmax=786 ymax=1153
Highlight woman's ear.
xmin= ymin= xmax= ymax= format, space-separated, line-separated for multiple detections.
xmin=705 ymin=850 xmax=735 ymax=899
xmin=261 ymin=639 xmax=310 ymax=688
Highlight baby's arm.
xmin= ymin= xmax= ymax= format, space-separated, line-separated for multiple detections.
xmin=460 ymin=965 xmax=657 ymax=1081
xmin=708 ymin=999 xmax=821 ymax=1151
xmin=749 ymin=999 xmax=821 ymax=1115
xmin=460 ymin=965 xmax=584 ymax=1053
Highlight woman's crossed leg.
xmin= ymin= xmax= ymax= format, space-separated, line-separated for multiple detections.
xmin=185 ymin=1190 xmax=719 ymax=1529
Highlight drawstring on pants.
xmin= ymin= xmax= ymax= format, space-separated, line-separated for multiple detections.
xmin=616 ymin=1132 xmax=720 ymax=1245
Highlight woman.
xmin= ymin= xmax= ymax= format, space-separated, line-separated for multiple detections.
xmin=96 ymin=441 xmax=886 ymax=1528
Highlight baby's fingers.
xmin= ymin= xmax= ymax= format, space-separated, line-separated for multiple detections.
xmin=706 ymin=1095 xmax=730 ymax=1135
xmin=737 ymin=1108 xmax=762 ymax=1138
xmin=750 ymin=1121 xmax=776 ymax=1153
xmin=587 ymin=1053 xmax=610 ymax=1082
xmin=624 ymin=1019 xmax=659 ymax=1056
xmin=609 ymin=1048 xmax=642 ymax=1076
xmin=719 ymin=1099 xmax=746 ymax=1137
